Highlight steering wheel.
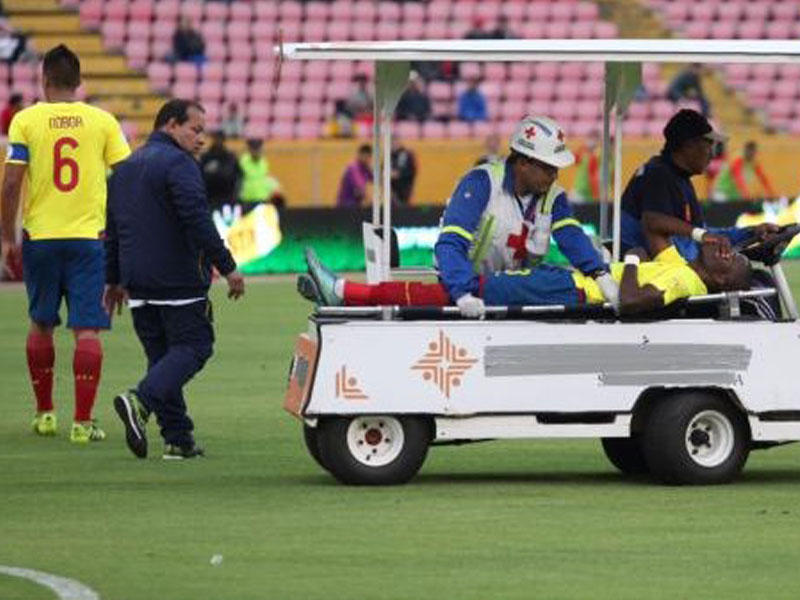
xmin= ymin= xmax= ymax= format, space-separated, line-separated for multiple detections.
xmin=733 ymin=223 xmax=800 ymax=266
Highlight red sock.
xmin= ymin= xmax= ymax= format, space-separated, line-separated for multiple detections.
xmin=26 ymin=332 xmax=55 ymax=413
xmin=73 ymin=337 xmax=103 ymax=422
xmin=343 ymin=281 xmax=450 ymax=306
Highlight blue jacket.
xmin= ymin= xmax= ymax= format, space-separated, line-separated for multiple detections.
xmin=435 ymin=162 xmax=605 ymax=301
xmin=457 ymin=89 xmax=488 ymax=122
xmin=105 ymin=131 xmax=236 ymax=300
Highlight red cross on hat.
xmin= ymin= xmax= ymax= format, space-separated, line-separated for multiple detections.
xmin=557 ymin=130 xmax=564 ymax=142
xmin=524 ymin=126 xmax=536 ymax=139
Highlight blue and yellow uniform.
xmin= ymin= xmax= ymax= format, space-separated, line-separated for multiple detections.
xmin=482 ymin=246 xmax=707 ymax=307
xmin=6 ymin=101 xmax=131 ymax=327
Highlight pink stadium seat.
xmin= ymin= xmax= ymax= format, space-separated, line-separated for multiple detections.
xmin=206 ymin=41 xmax=227 ymax=63
xmin=128 ymin=0 xmax=153 ymax=22
xmin=78 ymin=0 xmax=103 ymax=28
xmin=296 ymin=122 xmax=322 ymax=140
xmin=475 ymin=3 xmax=501 ymax=22
xmin=377 ymin=2 xmax=402 ymax=22
xmin=302 ymin=21 xmax=327 ymax=42
xmin=227 ymin=22 xmax=250 ymax=42
xmin=778 ymin=64 xmax=800 ymax=80
xmin=766 ymin=22 xmax=793 ymax=39
xmin=252 ymin=60 xmax=275 ymax=82
xmin=504 ymin=84 xmax=527 ymax=102
xmin=534 ymin=62 xmax=560 ymax=82
xmin=500 ymin=100 xmax=526 ymax=122
xmin=275 ymin=80 xmax=301 ymax=102
xmin=769 ymin=99 xmax=794 ymax=120
xmin=426 ymin=1 xmax=451 ymax=22
xmin=304 ymin=62 xmax=329 ymax=83
xmin=451 ymin=3 xmax=474 ymax=22
xmin=247 ymin=102 xmax=272 ymax=123
xmin=744 ymin=2 xmax=770 ymax=22
xmin=229 ymin=42 xmax=254 ymax=62
xmin=376 ymin=22 xmax=401 ymax=41
xmin=737 ymin=21 xmax=764 ymax=38
xmin=624 ymin=119 xmax=648 ymax=138
xmin=246 ymin=121 xmax=269 ymax=139
xmin=693 ymin=4 xmax=716 ymax=22
xmin=121 ymin=120 xmax=139 ymax=142
xmin=424 ymin=22 xmax=449 ymax=39
xmin=570 ymin=22 xmax=594 ymax=38
xmin=253 ymin=1 xmax=278 ymax=21
xmin=172 ymin=81 xmax=196 ymax=99
xmin=198 ymin=80 xmax=223 ymax=104
xmin=126 ymin=19 xmax=150 ymax=43
xmin=202 ymin=62 xmax=224 ymax=83
xmin=200 ymin=22 xmax=225 ymax=43
xmin=431 ymin=98 xmax=453 ymax=119
xmin=576 ymin=100 xmax=601 ymax=120
xmin=305 ymin=1 xmax=330 ymax=21
xmin=772 ymin=80 xmax=798 ymax=99
xmin=250 ymin=82 xmax=274 ymax=103
xmin=586 ymin=62 xmax=605 ymax=80
xmin=447 ymin=121 xmax=472 ymax=139
xmin=684 ymin=22 xmax=711 ymax=39
xmin=500 ymin=3 xmax=526 ymax=21
xmin=351 ymin=21 xmax=377 ymax=41
xmin=279 ymin=1 xmax=303 ymax=22
xmin=297 ymin=100 xmax=325 ymax=122
xmin=126 ymin=41 xmax=149 ymax=70
xmin=400 ymin=21 xmax=425 ymax=39
xmin=560 ymin=62 xmax=584 ymax=81
xmin=154 ymin=0 xmax=180 ymax=23
xmin=104 ymin=0 xmax=128 ymax=22
xmin=576 ymin=2 xmax=599 ymax=20
xmin=278 ymin=22 xmax=303 ymax=43
xmin=508 ymin=63 xmax=533 ymax=80
xmin=204 ymin=2 xmax=229 ymax=21
xmin=481 ymin=81 xmax=502 ymax=103
xmin=717 ymin=3 xmax=744 ymax=22
xmin=152 ymin=21 xmax=175 ymax=42
xmin=529 ymin=84 xmax=554 ymax=102
xmin=627 ymin=102 xmax=650 ymax=119
xmin=330 ymin=61 xmax=354 ymax=82
xmin=268 ymin=122 xmax=294 ymax=140
xmin=551 ymin=102 xmax=576 ymax=122
xmin=181 ymin=2 xmax=203 ymax=22
xmin=484 ymin=63 xmax=507 ymax=82
xmin=459 ymin=63 xmax=481 ymax=81
xmin=224 ymin=81 xmax=249 ymax=105
xmin=579 ymin=80 xmax=604 ymax=101
xmin=710 ymin=22 xmax=737 ymax=39
xmin=471 ymin=121 xmax=494 ymax=139
xmin=101 ymin=21 xmax=126 ymax=51
xmin=395 ymin=121 xmax=421 ymax=140
xmin=325 ymin=81 xmax=352 ymax=102
xmin=326 ymin=20 xmax=350 ymax=41
xmin=551 ymin=3 xmax=576 ymax=21
xmin=772 ymin=3 xmax=797 ymax=21
xmin=571 ymin=120 xmax=598 ymax=138
xmin=401 ymin=2 xmax=425 ymax=22
xmin=227 ymin=62 xmax=251 ymax=83
xmin=329 ymin=0 xmax=355 ymax=22
xmin=230 ymin=3 xmax=253 ymax=22
xmin=593 ymin=22 xmax=618 ymax=39
xmin=353 ymin=0 xmax=378 ymax=22
xmin=752 ymin=63 xmax=778 ymax=80
xmin=422 ymin=121 xmax=446 ymax=139
xmin=174 ymin=62 xmax=198 ymax=83
xmin=302 ymin=81 xmax=327 ymax=102
xmin=664 ymin=2 xmax=689 ymax=23
xmin=147 ymin=63 xmax=171 ymax=91
xmin=545 ymin=23 xmax=571 ymax=39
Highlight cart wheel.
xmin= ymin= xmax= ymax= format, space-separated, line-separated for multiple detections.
xmin=640 ymin=392 xmax=750 ymax=485
xmin=303 ymin=424 xmax=328 ymax=472
xmin=601 ymin=437 xmax=649 ymax=475
xmin=317 ymin=415 xmax=431 ymax=485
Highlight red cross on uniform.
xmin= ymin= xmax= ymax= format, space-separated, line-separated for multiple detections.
xmin=506 ymin=223 xmax=530 ymax=261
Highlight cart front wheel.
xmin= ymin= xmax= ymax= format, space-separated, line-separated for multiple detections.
xmin=317 ymin=415 xmax=431 ymax=485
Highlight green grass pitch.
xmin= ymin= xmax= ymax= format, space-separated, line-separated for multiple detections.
xmin=3 ymin=268 xmax=800 ymax=599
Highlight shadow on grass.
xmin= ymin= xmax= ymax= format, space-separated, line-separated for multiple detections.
xmin=414 ymin=470 xmax=643 ymax=486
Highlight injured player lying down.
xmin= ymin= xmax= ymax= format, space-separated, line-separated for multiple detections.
xmin=299 ymin=243 xmax=751 ymax=317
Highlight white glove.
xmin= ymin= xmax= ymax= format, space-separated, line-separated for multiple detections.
xmin=456 ymin=293 xmax=486 ymax=319
xmin=595 ymin=272 xmax=620 ymax=311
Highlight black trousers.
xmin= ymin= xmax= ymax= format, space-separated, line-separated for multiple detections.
xmin=131 ymin=301 xmax=214 ymax=447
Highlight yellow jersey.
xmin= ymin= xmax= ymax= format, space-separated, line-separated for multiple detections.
xmin=574 ymin=246 xmax=708 ymax=306
xmin=6 ymin=101 xmax=131 ymax=240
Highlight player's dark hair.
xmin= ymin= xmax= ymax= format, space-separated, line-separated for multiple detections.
xmin=357 ymin=143 xmax=372 ymax=155
xmin=42 ymin=45 xmax=81 ymax=90
xmin=153 ymin=99 xmax=205 ymax=130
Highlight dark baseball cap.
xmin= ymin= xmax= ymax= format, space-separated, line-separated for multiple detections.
xmin=663 ymin=109 xmax=727 ymax=149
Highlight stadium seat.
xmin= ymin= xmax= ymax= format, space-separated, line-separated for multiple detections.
xmin=422 ymin=121 xmax=446 ymax=139
xmin=128 ymin=0 xmax=154 ymax=22
xmin=147 ymin=63 xmax=171 ymax=92
xmin=198 ymin=80 xmax=223 ymax=104
xmin=126 ymin=41 xmax=150 ymax=70
xmin=154 ymin=0 xmax=180 ymax=22
xmin=230 ymin=3 xmax=253 ymax=22
xmin=395 ymin=121 xmax=421 ymax=140
xmin=253 ymin=1 xmax=279 ymax=22
xmin=204 ymin=2 xmax=230 ymax=21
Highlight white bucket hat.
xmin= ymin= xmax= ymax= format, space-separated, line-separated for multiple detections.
xmin=509 ymin=116 xmax=575 ymax=169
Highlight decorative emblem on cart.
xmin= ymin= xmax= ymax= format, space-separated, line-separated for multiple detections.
xmin=411 ymin=330 xmax=478 ymax=398
xmin=335 ymin=366 xmax=368 ymax=401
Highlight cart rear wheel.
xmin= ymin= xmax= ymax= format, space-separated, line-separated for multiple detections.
xmin=641 ymin=392 xmax=750 ymax=485
xmin=601 ymin=437 xmax=649 ymax=475
xmin=317 ymin=415 xmax=431 ymax=485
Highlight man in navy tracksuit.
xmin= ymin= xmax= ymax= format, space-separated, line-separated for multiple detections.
xmin=104 ymin=99 xmax=245 ymax=460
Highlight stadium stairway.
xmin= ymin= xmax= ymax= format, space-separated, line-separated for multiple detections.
xmin=3 ymin=0 xmax=161 ymax=137
xmin=597 ymin=0 xmax=763 ymax=137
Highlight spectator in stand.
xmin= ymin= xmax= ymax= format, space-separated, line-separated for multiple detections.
xmin=712 ymin=141 xmax=775 ymax=202
xmin=457 ymin=78 xmax=488 ymax=123
xmin=336 ymin=143 xmax=373 ymax=208
xmin=475 ymin=133 xmax=503 ymax=165
xmin=200 ymin=130 xmax=241 ymax=212
xmin=346 ymin=73 xmax=373 ymax=125
xmin=220 ymin=103 xmax=244 ymax=138
xmin=667 ymin=63 xmax=711 ymax=118
xmin=324 ymin=99 xmax=355 ymax=138
xmin=395 ymin=71 xmax=431 ymax=122
xmin=391 ymin=137 xmax=417 ymax=205
xmin=0 ymin=92 xmax=22 ymax=135
xmin=465 ymin=17 xmax=492 ymax=40
xmin=490 ymin=16 xmax=518 ymax=40
xmin=571 ymin=134 xmax=601 ymax=203
xmin=238 ymin=138 xmax=283 ymax=213
xmin=171 ymin=17 xmax=206 ymax=66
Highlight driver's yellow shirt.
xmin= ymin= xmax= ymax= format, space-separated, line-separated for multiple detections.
xmin=574 ymin=246 xmax=708 ymax=306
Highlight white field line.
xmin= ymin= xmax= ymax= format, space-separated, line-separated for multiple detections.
xmin=0 ymin=565 xmax=100 ymax=600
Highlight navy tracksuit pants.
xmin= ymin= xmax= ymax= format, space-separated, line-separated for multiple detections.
xmin=131 ymin=300 xmax=214 ymax=447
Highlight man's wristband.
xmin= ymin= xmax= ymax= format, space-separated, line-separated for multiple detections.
xmin=624 ymin=254 xmax=640 ymax=266
xmin=691 ymin=227 xmax=707 ymax=243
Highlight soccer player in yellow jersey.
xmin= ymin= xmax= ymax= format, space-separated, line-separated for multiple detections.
xmin=0 ymin=45 xmax=131 ymax=442
xmin=299 ymin=242 xmax=752 ymax=316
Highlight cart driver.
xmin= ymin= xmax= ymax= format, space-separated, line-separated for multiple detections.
xmin=620 ymin=109 xmax=779 ymax=260
xmin=300 ymin=242 xmax=751 ymax=317
xmin=435 ymin=115 xmax=616 ymax=318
